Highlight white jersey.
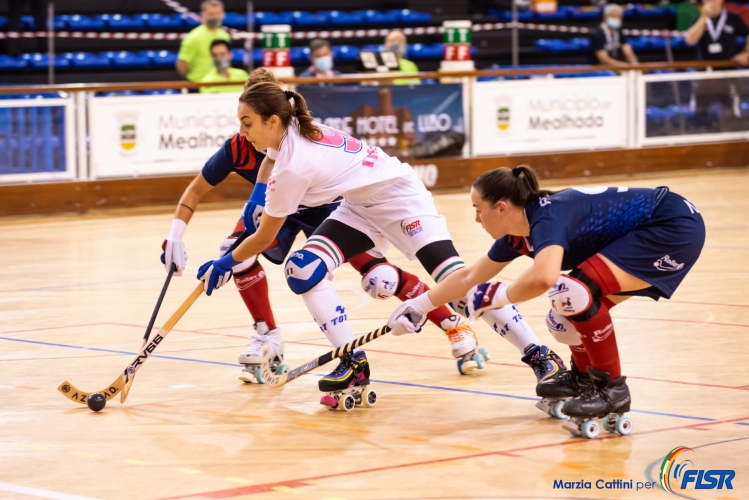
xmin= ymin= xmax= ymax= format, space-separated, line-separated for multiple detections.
xmin=264 ymin=121 xmax=414 ymax=218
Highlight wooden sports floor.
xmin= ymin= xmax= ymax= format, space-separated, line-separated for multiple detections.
xmin=1 ymin=168 xmax=748 ymax=500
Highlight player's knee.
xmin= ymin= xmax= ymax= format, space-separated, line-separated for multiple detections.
xmin=548 ymin=271 xmax=601 ymax=322
xmin=361 ymin=263 xmax=400 ymax=300
xmin=546 ymin=309 xmax=580 ymax=345
xmin=284 ymin=249 xmax=329 ymax=295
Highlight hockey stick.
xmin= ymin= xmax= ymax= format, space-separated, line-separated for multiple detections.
xmin=57 ymin=231 xmax=250 ymax=406
xmin=259 ymin=324 xmax=392 ymax=387
xmin=119 ymin=262 xmax=177 ymax=403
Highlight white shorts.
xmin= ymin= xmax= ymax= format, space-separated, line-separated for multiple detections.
xmin=328 ymin=171 xmax=453 ymax=261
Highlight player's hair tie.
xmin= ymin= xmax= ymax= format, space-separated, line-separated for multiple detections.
xmin=284 ymin=90 xmax=295 ymax=100
xmin=512 ymin=167 xmax=522 ymax=178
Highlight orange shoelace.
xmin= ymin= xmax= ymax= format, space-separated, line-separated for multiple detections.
xmin=445 ymin=323 xmax=474 ymax=344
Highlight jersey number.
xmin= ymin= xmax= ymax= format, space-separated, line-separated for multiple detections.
xmin=311 ymin=125 xmax=363 ymax=154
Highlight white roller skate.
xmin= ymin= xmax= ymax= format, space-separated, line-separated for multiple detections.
xmin=442 ymin=316 xmax=490 ymax=375
xmin=238 ymin=321 xmax=288 ymax=384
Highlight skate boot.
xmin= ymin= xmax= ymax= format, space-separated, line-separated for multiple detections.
xmin=521 ymin=344 xmax=567 ymax=383
xmin=319 ymin=350 xmax=376 ymax=411
xmin=238 ymin=321 xmax=288 ymax=384
xmin=442 ymin=315 xmax=490 ymax=375
xmin=535 ymin=359 xmax=590 ymax=419
xmin=561 ymin=367 xmax=633 ymax=439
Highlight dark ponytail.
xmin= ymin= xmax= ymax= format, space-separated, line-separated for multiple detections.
xmin=473 ymin=165 xmax=554 ymax=207
xmin=238 ymin=82 xmax=321 ymax=141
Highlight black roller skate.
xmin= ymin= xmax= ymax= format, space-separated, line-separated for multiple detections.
xmin=535 ymin=359 xmax=591 ymax=419
xmin=319 ymin=350 xmax=376 ymax=412
xmin=561 ymin=367 xmax=633 ymax=439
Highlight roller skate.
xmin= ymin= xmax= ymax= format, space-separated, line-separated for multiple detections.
xmin=521 ymin=344 xmax=566 ymax=383
xmin=535 ymin=359 xmax=590 ymax=419
xmin=319 ymin=350 xmax=376 ymax=412
xmin=443 ymin=316 xmax=490 ymax=375
xmin=561 ymin=367 xmax=633 ymax=439
xmin=238 ymin=322 xmax=288 ymax=384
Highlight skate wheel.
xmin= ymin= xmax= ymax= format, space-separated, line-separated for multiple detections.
xmin=341 ymin=394 xmax=356 ymax=412
xmin=275 ymin=364 xmax=289 ymax=375
xmin=457 ymin=358 xmax=478 ymax=375
xmin=363 ymin=387 xmax=377 ymax=407
xmin=561 ymin=419 xmax=581 ymax=437
xmin=479 ymin=347 xmax=491 ymax=361
xmin=603 ymin=416 xmax=615 ymax=433
xmin=239 ymin=368 xmax=255 ymax=384
xmin=254 ymin=367 xmax=265 ymax=384
xmin=552 ymin=400 xmax=567 ymax=420
xmin=616 ymin=416 xmax=634 ymax=435
xmin=472 ymin=352 xmax=486 ymax=370
xmin=320 ymin=395 xmax=338 ymax=408
xmin=582 ymin=419 xmax=600 ymax=439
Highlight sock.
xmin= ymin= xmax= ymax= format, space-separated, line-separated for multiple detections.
xmin=570 ymin=345 xmax=592 ymax=372
xmin=234 ymin=262 xmax=276 ymax=330
xmin=302 ymin=279 xmax=354 ymax=348
xmin=347 ymin=252 xmax=377 ymax=272
xmin=482 ymin=304 xmax=541 ymax=354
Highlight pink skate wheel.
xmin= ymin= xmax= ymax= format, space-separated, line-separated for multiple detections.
xmin=320 ymin=395 xmax=337 ymax=408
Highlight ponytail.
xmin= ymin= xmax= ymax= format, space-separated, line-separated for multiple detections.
xmin=238 ymin=83 xmax=321 ymax=141
xmin=473 ymin=165 xmax=554 ymax=208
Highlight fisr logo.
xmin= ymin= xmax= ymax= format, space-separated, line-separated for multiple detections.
xmin=659 ymin=446 xmax=735 ymax=493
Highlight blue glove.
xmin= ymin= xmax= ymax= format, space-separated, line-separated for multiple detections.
xmin=197 ymin=252 xmax=242 ymax=296
xmin=465 ymin=282 xmax=510 ymax=320
xmin=242 ymin=182 xmax=267 ymax=235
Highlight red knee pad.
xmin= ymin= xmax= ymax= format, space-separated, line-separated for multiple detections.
xmin=577 ymin=255 xmax=622 ymax=298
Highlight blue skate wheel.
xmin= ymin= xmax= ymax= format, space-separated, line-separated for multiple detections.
xmin=616 ymin=416 xmax=634 ymax=435
xmin=275 ymin=364 xmax=289 ymax=375
xmin=603 ymin=417 xmax=614 ymax=433
xmin=552 ymin=400 xmax=567 ymax=420
xmin=479 ymin=347 xmax=491 ymax=361
xmin=473 ymin=352 xmax=486 ymax=370
xmin=254 ymin=367 xmax=265 ymax=384
xmin=582 ymin=419 xmax=600 ymax=439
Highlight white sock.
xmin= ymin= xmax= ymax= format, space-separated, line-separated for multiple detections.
xmin=302 ymin=279 xmax=354 ymax=349
xmin=482 ymin=304 xmax=540 ymax=354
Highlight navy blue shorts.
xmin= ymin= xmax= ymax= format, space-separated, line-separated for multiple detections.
xmin=599 ymin=192 xmax=705 ymax=300
xmin=261 ymin=203 xmax=340 ymax=265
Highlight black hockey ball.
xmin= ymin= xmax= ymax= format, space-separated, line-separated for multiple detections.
xmin=87 ymin=392 xmax=106 ymax=412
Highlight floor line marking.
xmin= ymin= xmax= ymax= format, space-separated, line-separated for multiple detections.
xmin=0 ymin=482 xmax=102 ymax=500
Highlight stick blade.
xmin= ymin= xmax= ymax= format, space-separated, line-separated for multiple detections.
xmin=57 ymin=381 xmax=89 ymax=405
xmin=260 ymin=346 xmax=289 ymax=387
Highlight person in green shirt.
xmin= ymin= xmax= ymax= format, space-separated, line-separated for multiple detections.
xmin=176 ymin=0 xmax=230 ymax=82
xmin=384 ymin=30 xmax=420 ymax=85
xmin=200 ymin=40 xmax=249 ymax=93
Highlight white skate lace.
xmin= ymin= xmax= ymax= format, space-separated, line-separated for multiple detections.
xmin=246 ymin=333 xmax=282 ymax=359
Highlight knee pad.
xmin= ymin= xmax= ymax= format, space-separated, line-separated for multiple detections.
xmin=548 ymin=271 xmax=602 ymax=321
xmin=546 ymin=309 xmax=581 ymax=345
xmin=361 ymin=263 xmax=400 ymax=300
xmin=284 ymin=249 xmax=329 ymax=295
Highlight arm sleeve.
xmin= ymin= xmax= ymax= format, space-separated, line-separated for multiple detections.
xmin=735 ymin=14 xmax=749 ymax=37
xmin=590 ymin=30 xmax=606 ymax=52
xmin=264 ymin=169 xmax=311 ymax=218
xmin=528 ymin=209 xmax=569 ymax=255
xmin=177 ymin=36 xmax=194 ymax=62
xmin=201 ymin=140 xmax=233 ymax=186
xmin=487 ymin=238 xmax=522 ymax=263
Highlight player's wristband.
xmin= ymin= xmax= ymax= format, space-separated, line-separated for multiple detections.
xmin=216 ymin=251 xmax=242 ymax=269
xmin=411 ymin=292 xmax=437 ymax=315
xmin=169 ymin=219 xmax=187 ymax=240
xmin=249 ymin=183 xmax=267 ymax=207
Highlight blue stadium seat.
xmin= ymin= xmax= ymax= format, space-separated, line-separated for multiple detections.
xmin=646 ymin=36 xmax=666 ymax=49
xmin=332 ymin=45 xmax=360 ymax=61
xmin=623 ymin=6 xmax=638 ymax=18
xmin=320 ymin=11 xmax=365 ymax=25
xmin=21 ymin=15 xmax=34 ymax=30
xmin=223 ymin=13 xmax=248 ymax=28
xmin=408 ymin=43 xmax=431 ymax=59
xmin=536 ymin=9 xmax=569 ymax=20
xmin=637 ymin=5 xmax=670 ymax=17
xmin=361 ymin=44 xmax=385 ymax=53
xmin=290 ymin=46 xmax=311 ymax=62
xmin=98 ymin=14 xmax=144 ymax=29
xmin=106 ymin=51 xmax=151 ymax=67
xmin=291 ymin=11 xmax=328 ymax=25
xmin=99 ymin=90 xmax=141 ymax=97
xmin=67 ymin=15 xmax=106 ymax=30
xmin=670 ymin=36 xmax=688 ymax=48
xmin=140 ymin=50 xmax=178 ymax=66
xmin=181 ymin=14 xmax=200 ymax=28
xmin=254 ymin=12 xmax=282 ymax=25
xmin=557 ymin=70 xmax=616 ymax=78
xmin=231 ymin=48 xmax=263 ymax=65
xmin=387 ymin=9 xmax=432 ymax=23
xmin=63 ymin=52 xmax=111 ymax=68
xmin=20 ymin=53 xmax=71 ymax=68
xmin=0 ymin=55 xmax=28 ymax=70
xmin=356 ymin=10 xmax=399 ymax=24
xmin=0 ymin=16 xmax=7 ymax=31
xmin=53 ymin=15 xmax=69 ymax=29
xmin=143 ymin=89 xmax=180 ymax=95
xmin=570 ymin=38 xmax=590 ymax=50
xmin=142 ymin=13 xmax=184 ymax=28
xmin=570 ymin=7 xmax=601 ymax=19
xmin=627 ymin=36 xmax=649 ymax=50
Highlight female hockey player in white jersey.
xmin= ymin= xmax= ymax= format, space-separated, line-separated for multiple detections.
xmin=197 ymin=83 xmax=566 ymax=408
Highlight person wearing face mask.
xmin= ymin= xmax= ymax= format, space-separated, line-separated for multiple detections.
xmin=384 ymin=30 xmax=420 ymax=85
xmin=299 ymin=39 xmax=341 ymax=83
xmin=176 ymin=0 xmax=230 ymax=82
xmin=200 ymin=40 xmax=249 ymax=93
xmin=588 ymin=4 xmax=639 ymax=66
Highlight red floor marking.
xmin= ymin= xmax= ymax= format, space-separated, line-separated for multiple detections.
xmin=159 ymin=415 xmax=749 ymax=500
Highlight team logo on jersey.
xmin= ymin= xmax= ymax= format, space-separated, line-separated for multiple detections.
xmin=117 ymin=111 xmax=139 ymax=155
xmin=654 ymin=255 xmax=684 ymax=272
xmin=495 ymin=97 xmax=511 ymax=132
xmin=402 ymin=219 xmax=424 ymax=237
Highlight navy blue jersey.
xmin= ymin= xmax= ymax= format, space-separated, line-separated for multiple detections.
xmin=201 ymin=134 xmax=266 ymax=186
xmin=488 ymin=186 xmax=669 ymax=270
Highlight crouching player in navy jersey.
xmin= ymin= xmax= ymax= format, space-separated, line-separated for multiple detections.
xmin=389 ymin=166 xmax=705 ymax=437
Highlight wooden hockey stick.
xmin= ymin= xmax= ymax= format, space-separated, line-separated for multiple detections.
xmin=260 ymin=324 xmax=391 ymax=387
xmin=57 ymin=231 xmax=250 ymax=406
xmin=120 ymin=262 xmax=177 ymax=403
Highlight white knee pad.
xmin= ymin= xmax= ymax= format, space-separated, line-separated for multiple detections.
xmin=361 ymin=263 xmax=400 ymax=300
xmin=546 ymin=309 xmax=581 ymax=345
xmin=548 ymin=274 xmax=592 ymax=317
xmin=219 ymin=237 xmax=257 ymax=273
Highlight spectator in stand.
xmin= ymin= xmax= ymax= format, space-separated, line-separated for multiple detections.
xmin=589 ymin=4 xmax=639 ymax=66
xmin=176 ymin=0 xmax=230 ymax=82
xmin=299 ymin=39 xmax=342 ymax=82
xmin=685 ymin=0 xmax=749 ymax=65
xmin=7 ymin=0 xmax=49 ymax=55
xmin=385 ymin=29 xmax=420 ymax=85
xmin=200 ymin=40 xmax=248 ymax=93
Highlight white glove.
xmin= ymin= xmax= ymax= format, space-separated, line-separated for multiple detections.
xmin=162 ymin=219 xmax=188 ymax=276
xmin=465 ymin=282 xmax=510 ymax=320
xmin=387 ymin=295 xmax=434 ymax=336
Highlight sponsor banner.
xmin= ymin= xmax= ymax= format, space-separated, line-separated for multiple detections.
xmin=300 ymin=84 xmax=466 ymax=159
xmin=89 ymin=93 xmax=239 ymax=178
xmin=472 ymin=77 xmax=628 ymax=156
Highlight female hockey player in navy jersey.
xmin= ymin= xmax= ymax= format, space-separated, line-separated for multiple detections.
xmin=389 ymin=165 xmax=705 ymax=437
xmin=195 ymin=80 xmax=567 ymax=409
